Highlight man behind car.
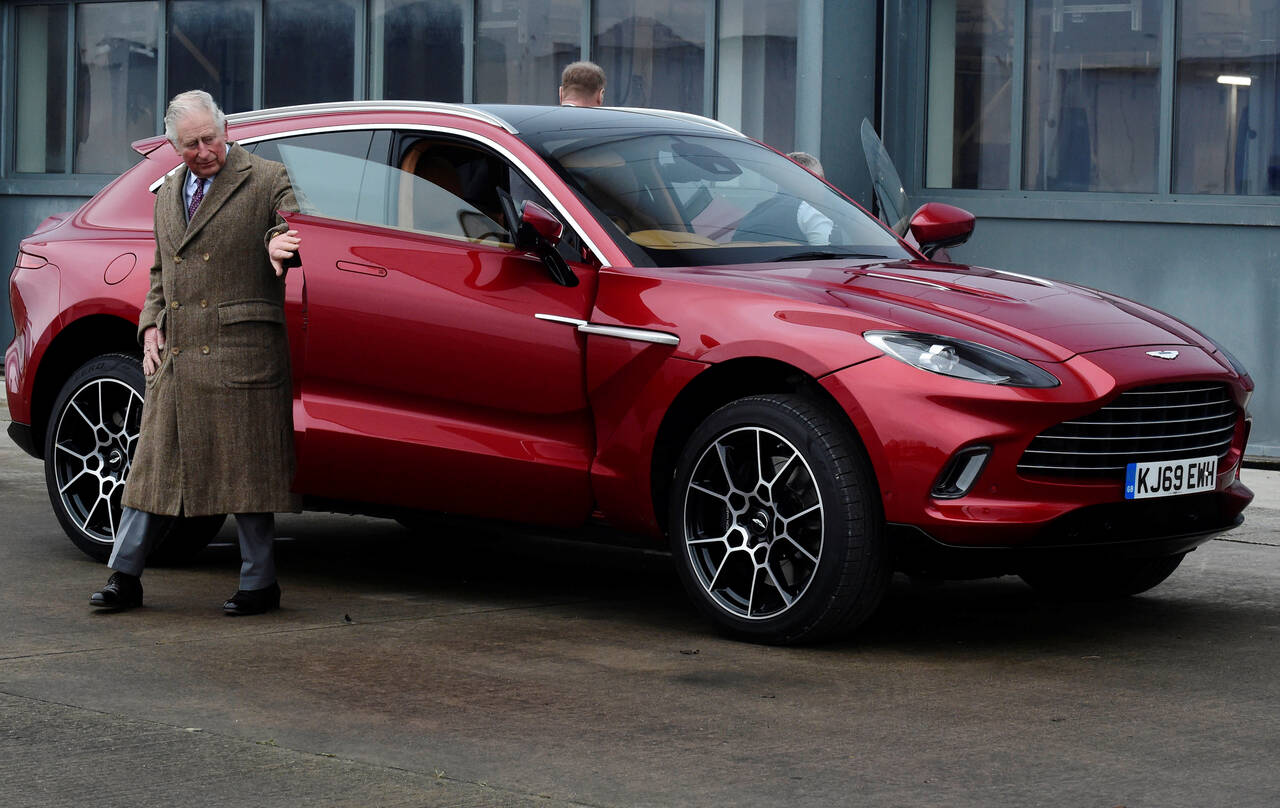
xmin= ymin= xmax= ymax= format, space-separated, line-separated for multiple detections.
xmin=559 ymin=61 xmax=606 ymax=107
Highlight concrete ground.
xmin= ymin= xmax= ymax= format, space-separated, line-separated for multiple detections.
xmin=2 ymin=397 xmax=1278 ymax=807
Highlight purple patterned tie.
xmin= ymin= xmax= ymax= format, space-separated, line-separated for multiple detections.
xmin=187 ymin=178 xmax=205 ymax=221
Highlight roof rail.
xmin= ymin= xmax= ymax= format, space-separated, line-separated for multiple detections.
xmin=606 ymin=107 xmax=743 ymax=136
xmin=226 ymin=101 xmax=518 ymax=133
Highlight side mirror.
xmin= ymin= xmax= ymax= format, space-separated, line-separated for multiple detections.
xmin=519 ymin=201 xmax=564 ymax=247
xmin=516 ymin=201 xmax=576 ymax=287
xmin=908 ymin=202 xmax=975 ymax=259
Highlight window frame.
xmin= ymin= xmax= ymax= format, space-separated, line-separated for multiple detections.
xmin=3 ymin=0 xmax=150 ymax=194
xmin=238 ymin=122 xmax=611 ymax=265
xmin=883 ymin=0 xmax=1280 ymax=227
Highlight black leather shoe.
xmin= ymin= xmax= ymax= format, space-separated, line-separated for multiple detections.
xmin=90 ymin=572 xmax=143 ymax=610
xmin=223 ymin=581 xmax=281 ymax=615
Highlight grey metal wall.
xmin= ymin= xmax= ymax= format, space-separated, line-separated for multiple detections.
xmin=946 ymin=218 xmax=1280 ymax=457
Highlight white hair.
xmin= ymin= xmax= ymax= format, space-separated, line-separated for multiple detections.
xmin=163 ymin=90 xmax=227 ymax=147
xmin=787 ymin=151 xmax=824 ymax=178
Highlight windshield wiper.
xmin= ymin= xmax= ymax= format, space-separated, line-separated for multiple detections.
xmin=775 ymin=250 xmax=887 ymax=262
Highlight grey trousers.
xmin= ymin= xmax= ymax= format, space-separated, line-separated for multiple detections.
xmin=108 ymin=507 xmax=277 ymax=590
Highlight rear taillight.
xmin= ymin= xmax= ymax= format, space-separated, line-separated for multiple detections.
xmin=16 ymin=250 xmax=48 ymax=269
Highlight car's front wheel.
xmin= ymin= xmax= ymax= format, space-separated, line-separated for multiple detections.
xmin=669 ymin=394 xmax=889 ymax=644
xmin=44 ymin=354 xmax=225 ymax=564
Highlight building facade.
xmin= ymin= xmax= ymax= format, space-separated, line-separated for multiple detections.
xmin=2 ymin=0 xmax=1278 ymax=455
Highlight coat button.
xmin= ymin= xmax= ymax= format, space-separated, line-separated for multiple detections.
xmin=201 ymin=345 xmax=210 ymax=355
xmin=170 ymin=300 xmax=180 ymax=309
xmin=172 ymin=347 xmax=181 ymax=356
xmin=203 ymin=253 xmax=210 ymax=261
xmin=200 ymin=299 xmax=208 ymax=308
xmin=175 ymin=255 xmax=182 ymax=263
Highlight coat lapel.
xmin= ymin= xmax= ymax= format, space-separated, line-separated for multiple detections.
xmin=155 ymin=168 xmax=188 ymax=253
xmin=179 ymin=143 xmax=251 ymax=251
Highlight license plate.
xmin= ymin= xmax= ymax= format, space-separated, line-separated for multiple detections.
xmin=1124 ymin=455 xmax=1218 ymax=500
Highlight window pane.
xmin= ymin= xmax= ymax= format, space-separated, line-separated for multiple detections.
xmin=717 ymin=1 xmax=798 ymax=152
xmin=1023 ymin=0 xmax=1162 ymax=192
xmin=475 ymin=0 xmax=580 ymax=104
xmin=265 ymin=0 xmax=357 ymax=106
xmin=593 ymin=0 xmax=708 ymax=112
xmin=252 ymin=130 xmax=383 ymax=166
xmin=926 ymin=0 xmax=1013 ymax=189
xmin=74 ymin=2 xmax=159 ymax=174
xmin=377 ymin=0 xmax=464 ymax=102
xmin=1175 ymin=1 xmax=1280 ymax=195
xmin=168 ymin=0 xmax=255 ymax=114
xmin=525 ymin=130 xmax=909 ymax=267
xmin=15 ymin=5 xmax=68 ymax=174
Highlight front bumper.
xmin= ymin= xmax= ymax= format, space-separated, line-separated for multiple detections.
xmin=821 ymin=345 xmax=1254 ymax=555
xmin=889 ymin=490 xmax=1248 ymax=578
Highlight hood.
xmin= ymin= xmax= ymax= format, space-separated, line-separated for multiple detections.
xmin=674 ymin=259 xmax=1218 ymax=364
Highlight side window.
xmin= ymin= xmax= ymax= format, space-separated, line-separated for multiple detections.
xmin=395 ymin=138 xmax=507 ymax=241
xmin=253 ymin=130 xmax=392 ymax=224
xmin=250 ymin=130 xmax=386 ymax=164
xmin=396 ymin=134 xmax=590 ymax=262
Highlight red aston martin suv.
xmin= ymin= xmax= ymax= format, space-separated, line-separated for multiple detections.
xmin=7 ymin=102 xmax=1254 ymax=642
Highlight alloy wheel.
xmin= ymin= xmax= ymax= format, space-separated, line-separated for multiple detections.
xmin=681 ymin=426 xmax=824 ymax=620
xmin=50 ymin=376 xmax=142 ymax=546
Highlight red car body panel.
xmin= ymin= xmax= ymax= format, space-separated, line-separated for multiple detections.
xmin=284 ymin=210 xmax=597 ymax=525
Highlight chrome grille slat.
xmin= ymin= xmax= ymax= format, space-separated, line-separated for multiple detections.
xmin=1061 ymin=413 xmax=1235 ymax=427
xmin=1079 ymin=402 xmax=1229 ymax=412
xmin=1022 ymin=437 xmax=1232 ymax=457
xmin=1020 ymin=464 xmax=1129 ymax=472
xmin=1025 ymin=425 xmax=1235 ymax=443
xmin=1017 ymin=382 xmax=1238 ymax=480
xmin=1115 ymin=386 xmax=1221 ymax=396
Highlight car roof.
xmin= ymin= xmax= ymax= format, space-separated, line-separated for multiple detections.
xmin=472 ymin=104 xmax=743 ymax=138
xmin=131 ymin=101 xmax=742 ymax=155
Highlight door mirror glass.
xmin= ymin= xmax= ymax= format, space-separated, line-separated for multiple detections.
xmin=908 ymin=202 xmax=975 ymax=259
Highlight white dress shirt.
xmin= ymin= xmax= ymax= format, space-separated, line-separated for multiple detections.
xmin=797 ymin=201 xmax=834 ymax=245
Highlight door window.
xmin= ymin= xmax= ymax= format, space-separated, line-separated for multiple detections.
xmin=256 ymin=128 xmax=586 ymax=258
xmin=252 ymin=130 xmax=390 ymax=226
xmin=393 ymin=135 xmax=589 ymax=261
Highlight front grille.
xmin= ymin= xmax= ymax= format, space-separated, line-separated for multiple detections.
xmin=1018 ymin=382 xmax=1238 ymax=480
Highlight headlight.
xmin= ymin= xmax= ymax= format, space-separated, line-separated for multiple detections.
xmin=864 ymin=331 xmax=1060 ymax=388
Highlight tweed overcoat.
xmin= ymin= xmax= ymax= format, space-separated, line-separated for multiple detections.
xmin=122 ymin=143 xmax=300 ymax=516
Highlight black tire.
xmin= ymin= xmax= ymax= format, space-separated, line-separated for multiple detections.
xmin=44 ymin=354 xmax=225 ymax=564
xmin=1019 ymin=553 xmax=1186 ymax=601
xmin=669 ymin=394 xmax=889 ymax=644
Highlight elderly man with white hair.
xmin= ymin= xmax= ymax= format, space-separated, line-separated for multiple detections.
xmin=90 ymin=90 xmax=302 ymax=616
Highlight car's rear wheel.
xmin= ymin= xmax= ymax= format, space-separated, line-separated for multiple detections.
xmin=1019 ymin=553 xmax=1186 ymax=600
xmin=44 ymin=354 xmax=225 ymax=564
xmin=669 ymin=394 xmax=889 ymax=644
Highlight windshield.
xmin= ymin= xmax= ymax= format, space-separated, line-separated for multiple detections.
xmin=523 ymin=130 xmax=911 ymax=267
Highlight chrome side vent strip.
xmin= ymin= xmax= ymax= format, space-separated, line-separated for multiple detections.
xmin=535 ymin=314 xmax=679 ymax=347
